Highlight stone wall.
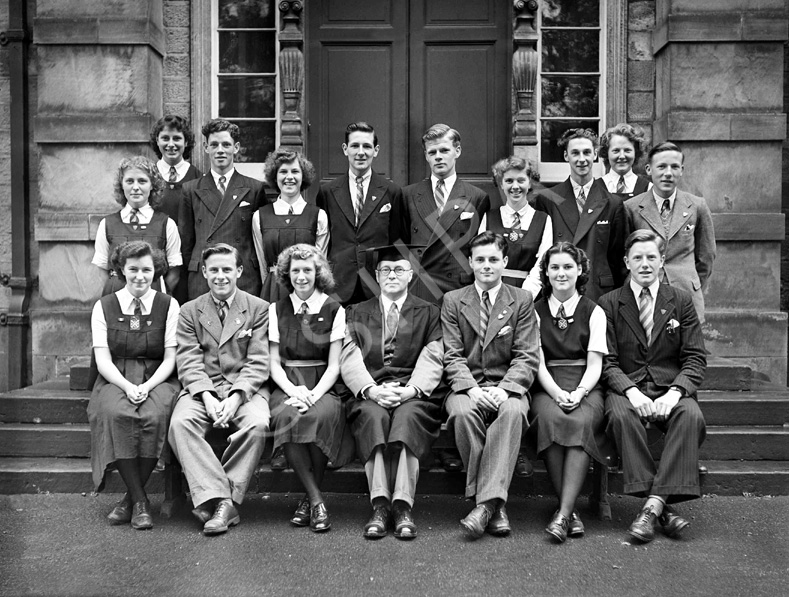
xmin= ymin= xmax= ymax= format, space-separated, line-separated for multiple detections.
xmin=0 ymin=2 xmax=10 ymax=389
xmin=163 ymin=0 xmax=191 ymax=120
xmin=628 ymin=0 xmax=656 ymax=159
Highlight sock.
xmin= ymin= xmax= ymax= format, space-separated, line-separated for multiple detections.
xmin=644 ymin=495 xmax=666 ymax=516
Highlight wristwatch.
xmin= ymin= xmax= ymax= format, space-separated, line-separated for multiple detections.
xmin=670 ymin=385 xmax=684 ymax=397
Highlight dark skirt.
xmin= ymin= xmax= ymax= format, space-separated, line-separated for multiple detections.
xmin=526 ymin=365 xmax=607 ymax=464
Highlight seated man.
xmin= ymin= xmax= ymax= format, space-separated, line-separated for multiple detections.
xmin=169 ymin=243 xmax=271 ymax=535
xmin=599 ymin=229 xmax=707 ymax=543
xmin=342 ymin=245 xmax=445 ymax=540
xmin=441 ymin=231 xmax=539 ymax=539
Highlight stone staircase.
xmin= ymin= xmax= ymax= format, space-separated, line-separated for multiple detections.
xmin=1 ymin=358 xmax=788 ymax=497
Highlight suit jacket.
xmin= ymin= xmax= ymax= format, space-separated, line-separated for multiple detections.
xmin=535 ymin=178 xmax=627 ymax=301
xmin=403 ymin=178 xmax=490 ymax=304
xmin=179 ymin=171 xmax=267 ymax=299
xmin=624 ymin=190 xmax=715 ymax=320
xmin=441 ymin=283 xmax=539 ymax=398
xmin=175 ymin=290 xmax=270 ymax=403
xmin=316 ymin=171 xmax=406 ymax=303
xmin=599 ymin=284 xmax=706 ymax=398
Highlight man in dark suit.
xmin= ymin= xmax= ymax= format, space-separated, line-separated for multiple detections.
xmin=442 ymin=232 xmax=539 ymax=540
xmin=535 ymin=128 xmax=627 ymax=301
xmin=316 ymin=121 xmax=406 ymax=305
xmin=179 ymin=119 xmax=267 ymax=300
xmin=599 ymin=229 xmax=707 ymax=543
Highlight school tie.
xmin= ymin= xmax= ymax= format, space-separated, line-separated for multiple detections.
xmin=480 ymin=290 xmax=491 ymax=346
xmin=288 ymin=204 xmax=294 ymax=215
xmin=218 ymin=175 xmax=227 ymax=196
xmin=576 ymin=186 xmax=586 ymax=213
xmin=169 ymin=166 xmax=177 ymax=183
xmin=130 ymin=298 xmax=142 ymax=330
xmin=384 ymin=303 xmax=399 ymax=365
xmin=299 ymin=301 xmax=309 ymax=325
xmin=555 ymin=304 xmax=568 ymax=330
xmin=616 ymin=175 xmax=627 ymax=194
xmin=638 ymin=287 xmax=653 ymax=345
xmin=511 ymin=210 xmax=521 ymax=230
xmin=354 ymin=176 xmax=364 ymax=226
xmin=129 ymin=207 xmax=140 ymax=230
xmin=435 ymin=179 xmax=446 ymax=212
xmin=217 ymin=300 xmax=228 ymax=325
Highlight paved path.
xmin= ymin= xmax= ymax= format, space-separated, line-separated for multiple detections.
xmin=1 ymin=493 xmax=786 ymax=596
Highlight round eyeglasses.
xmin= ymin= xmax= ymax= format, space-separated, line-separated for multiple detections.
xmin=376 ymin=267 xmax=412 ymax=277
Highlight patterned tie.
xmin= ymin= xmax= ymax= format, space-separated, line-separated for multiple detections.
xmin=639 ymin=287 xmax=653 ymax=344
xmin=576 ymin=186 xmax=586 ymax=213
xmin=511 ymin=210 xmax=521 ymax=230
xmin=288 ymin=204 xmax=294 ymax=215
xmin=616 ymin=176 xmax=626 ymax=194
xmin=354 ymin=176 xmax=364 ymax=226
xmin=435 ymin=179 xmax=446 ymax=212
xmin=217 ymin=300 xmax=228 ymax=325
xmin=130 ymin=298 xmax=142 ymax=330
xmin=169 ymin=166 xmax=177 ymax=183
xmin=385 ymin=303 xmax=399 ymax=343
xmin=129 ymin=208 xmax=140 ymax=230
xmin=299 ymin=301 xmax=309 ymax=325
xmin=480 ymin=290 xmax=491 ymax=346
xmin=556 ymin=304 xmax=568 ymax=330
xmin=218 ymin=175 xmax=227 ymax=196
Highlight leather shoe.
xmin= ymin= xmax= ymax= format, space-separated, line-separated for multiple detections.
xmin=486 ymin=503 xmax=511 ymax=536
xmin=310 ymin=502 xmax=331 ymax=532
xmin=460 ymin=503 xmax=494 ymax=539
xmin=514 ymin=451 xmax=533 ymax=477
xmin=364 ymin=505 xmax=391 ymax=539
xmin=203 ymin=499 xmax=240 ymax=535
xmin=270 ymin=446 xmax=288 ymax=470
xmin=568 ymin=510 xmax=585 ymax=538
xmin=628 ymin=505 xmax=658 ymax=543
xmin=107 ymin=493 xmax=132 ymax=525
xmin=545 ymin=511 xmax=569 ymax=543
xmin=393 ymin=502 xmax=417 ymax=540
xmin=130 ymin=500 xmax=153 ymax=530
xmin=191 ymin=502 xmax=213 ymax=525
xmin=658 ymin=506 xmax=689 ymax=538
xmin=290 ymin=496 xmax=311 ymax=527
xmin=439 ymin=450 xmax=463 ymax=472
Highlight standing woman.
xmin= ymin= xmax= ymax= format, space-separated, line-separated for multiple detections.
xmin=599 ymin=123 xmax=652 ymax=200
xmin=150 ymin=115 xmax=202 ymax=223
xmin=88 ymin=241 xmax=181 ymax=529
xmin=268 ymin=244 xmax=345 ymax=532
xmin=526 ymin=242 xmax=608 ymax=542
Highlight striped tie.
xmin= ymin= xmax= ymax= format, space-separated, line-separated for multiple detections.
xmin=384 ymin=303 xmax=398 ymax=365
xmin=638 ymin=287 xmax=653 ymax=344
xmin=169 ymin=166 xmax=177 ymax=183
xmin=218 ymin=175 xmax=227 ymax=196
xmin=354 ymin=176 xmax=364 ymax=226
xmin=129 ymin=208 xmax=140 ymax=230
xmin=616 ymin=175 xmax=626 ymax=194
xmin=576 ymin=186 xmax=586 ymax=213
xmin=435 ymin=179 xmax=446 ymax=212
xmin=480 ymin=290 xmax=491 ymax=346
xmin=511 ymin=211 xmax=521 ymax=229
xmin=299 ymin=301 xmax=309 ymax=325
xmin=217 ymin=300 xmax=228 ymax=325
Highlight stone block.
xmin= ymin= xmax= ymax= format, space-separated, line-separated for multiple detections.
xmin=31 ymin=309 xmax=92 ymax=358
xmin=164 ymin=1 xmax=190 ymax=27
xmin=164 ymin=54 xmax=189 ymax=78
xmin=165 ymin=27 xmax=190 ymax=54
xmin=163 ymin=103 xmax=191 ymax=121
xmin=704 ymin=242 xmax=781 ymax=310
xmin=32 ymin=355 xmax=57 ymax=385
xmin=163 ymin=77 xmax=190 ymax=105
xmin=669 ymin=0 xmax=785 ymax=14
xmin=38 ymin=0 xmax=163 ymax=20
xmin=627 ymin=59 xmax=654 ymax=92
xmin=629 ymin=1 xmax=656 ymax=31
xmin=37 ymin=243 xmax=104 ymax=304
xmin=626 ymin=92 xmax=654 ymax=121
xmin=628 ymin=31 xmax=652 ymax=61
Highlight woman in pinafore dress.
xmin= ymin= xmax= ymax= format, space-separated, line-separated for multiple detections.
xmin=87 ymin=241 xmax=181 ymax=530
xmin=599 ymin=123 xmax=652 ymax=200
xmin=526 ymin=241 xmax=609 ymax=543
xmin=268 ymin=244 xmax=345 ymax=532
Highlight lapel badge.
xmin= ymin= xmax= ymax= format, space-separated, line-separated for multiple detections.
xmin=117 ymin=317 xmax=124 ymax=322
xmin=170 ymin=184 xmax=175 ymax=189
xmin=147 ymin=321 xmax=152 ymax=326
xmin=587 ymin=208 xmax=593 ymax=214
xmin=454 ymin=204 xmax=459 ymax=210
xmin=234 ymin=318 xmax=241 ymax=325
xmin=318 ymin=317 xmax=325 ymax=322
xmin=497 ymin=313 xmax=504 ymax=319
xmin=661 ymin=309 xmax=666 ymax=315
xmin=285 ymin=218 xmax=291 ymax=224
xmin=508 ymin=231 xmax=521 ymax=242
xmin=683 ymin=212 xmax=688 ymax=217
xmin=233 ymin=195 xmax=238 ymax=201
xmin=372 ymin=195 xmax=377 ymax=202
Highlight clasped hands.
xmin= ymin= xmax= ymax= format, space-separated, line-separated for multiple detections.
xmin=366 ymin=382 xmax=418 ymax=409
xmin=552 ymin=387 xmax=585 ymax=412
xmin=468 ymin=386 xmax=509 ymax=412
xmin=284 ymin=386 xmax=315 ymax=414
xmin=125 ymin=383 xmax=150 ymax=405
xmin=625 ymin=387 xmax=681 ymax=422
xmin=202 ymin=391 xmax=243 ymax=428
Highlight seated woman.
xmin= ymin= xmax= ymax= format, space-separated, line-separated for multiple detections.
xmin=526 ymin=242 xmax=608 ymax=543
xmin=87 ymin=240 xmax=181 ymax=530
xmin=599 ymin=123 xmax=652 ymax=199
xmin=268 ymin=244 xmax=345 ymax=532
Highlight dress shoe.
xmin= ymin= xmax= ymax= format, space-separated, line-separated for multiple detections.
xmin=439 ymin=450 xmax=463 ymax=472
xmin=270 ymin=446 xmax=288 ymax=470
xmin=191 ymin=503 xmax=213 ymax=525
xmin=290 ymin=497 xmax=311 ymax=527
xmin=107 ymin=493 xmax=132 ymax=525
xmin=130 ymin=500 xmax=153 ymax=530
xmin=545 ymin=511 xmax=569 ymax=543
xmin=486 ymin=503 xmax=511 ymax=537
xmin=310 ymin=502 xmax=331 ymax=533
xmin=628 ymin=505 xmax=658 ymax=543
xmin=568 ymin=510 xmax=585 ymax=538
xmin=364 ymin=505 xmax=391 ymax=539
xmin=203 ymin=499 xmax=240 ymax=535
xmin=460 ymin=503 xmax=494 ymax=539
xmin=393 ymin=502 xmax=417 ymax=540
xmin=658 ymin=506 xmax=689 ymax=538
xmin=514 ymin=451 xmax=533 ymax=477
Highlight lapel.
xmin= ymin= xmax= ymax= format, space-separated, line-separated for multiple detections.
xmin=331 ymin=174 xmax=357 ymax=226
xmin=196 ymin=294 xmax=222 ymax=345
xmin=667 ymin=191 xmax=694 ymax=240
xmin=413 ymin=179 xmax=439 ymax=230
xmin=219 ymin=291 xmax=248 ymax=347
xmin=553 ymin=180 xmax=581 ymax=234
xmin=459 ymin=285 xmax=484 ymax=340
xmin=358 ymin=172 xmax=386 ymax=227
xmin=650 ymin=284 xmax=676 ymax=345
xmin=618 ymin=286 xmax=648 ymax=347
xmin=635 ymin=191 xmax=666 ymax=239
xmin=194 ymin=174 xmax=222 ymax=218
xmin=210 ymin=172 xmax=250 ymax=235
xmin=574 ymin=181 xmax=608 ymax=243
xmin=483 ymin=284 xmax=516 ymax=349
xmin=433 ymin=179 xmax=468 ymax=245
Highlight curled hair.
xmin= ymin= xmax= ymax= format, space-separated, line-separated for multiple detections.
xmin=110 ymin=240 xmax=167 ymax=282
xmin=149 ymin=115 xmax=196 ymax=161
xmin=201 ymin=118 xmax=241 ymax=143
xmin=539 ymin=242 xmax=590 ymax=297
xmin=113 ymin=156 xmax=166 ymax=209
xmin=491 ymin=155 xmax=539 ymax=186
xmin=275 ymin=244 xmax=335 ymax=294
xmin=201 ymin=243 xmax=242 ymax=267
xmin=558 ymin=128 xmax=599 ymax=151
xmin=422 ymin=123 xmax=461 ymax=149
xmin=648 ymin=141 xmax=684 ymax=164
xmin=345 ymin=121 xmax=378 ymax=146
xmin=625 ymin=229 xmax=665 ymax=255
xmin=467 ymin=231 xmax=509 ymax=259
xmin=599 ymin=122 xmax=646 ymax=167
xmin=263 ymin=148 xmax=316 ymax=191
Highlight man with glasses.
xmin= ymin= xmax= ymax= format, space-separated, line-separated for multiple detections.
xmin=341 ymin=245 xmax=445 ymax=540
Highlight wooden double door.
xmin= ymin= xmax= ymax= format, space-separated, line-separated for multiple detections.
xmin=307 ymin=0 xmax=510 ymax=198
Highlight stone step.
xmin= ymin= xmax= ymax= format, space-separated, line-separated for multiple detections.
xmin=0 ymin=424 xmax=91 ymax=458
xmin=698 ymin=390 xmax=789 ymax=426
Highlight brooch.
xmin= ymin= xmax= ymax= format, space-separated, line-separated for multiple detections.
xmin=508 ymin=231 xmax=523 ymax=242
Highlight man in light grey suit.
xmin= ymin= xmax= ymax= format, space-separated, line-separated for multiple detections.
xmin=442 ymin=231 xmax=539 ymax=539
xmin=169 ymin=243 xmax=270 ymax=535
xmin=624 ymin=142 xmax=715 ymax=321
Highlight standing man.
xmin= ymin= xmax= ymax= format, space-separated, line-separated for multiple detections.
xmin=599 ymin=230 xmax=707 ymax=543
xmin=179 ymin=118 xmax=267 ymax=300
xmin=169 ymin=243 xmax=271 ymax=535
xmin=535 ymin=128 xmax=627 ymax=301
xmin=624 ymin=142 xmax=715 ymax=322
xmin=442 ymin=232 xmax=539 ymax=539
xmin=316 ymin=121 xmax=407 ymax=305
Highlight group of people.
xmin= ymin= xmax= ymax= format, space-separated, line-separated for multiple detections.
xmin=87 ymin=115 xmax=715 ymax=546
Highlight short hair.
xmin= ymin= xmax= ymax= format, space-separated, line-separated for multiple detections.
xmin=263 ymin=148 xmax=316 ymax=191
xmin=110 ymin=240 xmax=167 ymax=281
xmin=467 ymin=231 xmax=509 ymax=258
xmin=201 ymin=243 xmax=242 ymax=267
xmin=344 ymin=121 xmax=378 ymax=147
xmin=275 ymin=244 xmax=335 ymax=294
xmin=149 ymin=115 xmax=196 ymax=160
xmin=558 ymin=128 xmax=599 ymax=151
xmin=599 ymin=123 xmax=647 ymax=166
xmin=491 ymin=156 xmax=539 ymax=186
xmin=202 ymin=118 xmax=241 ymax=143
xmin=648 ymin=141 xmax=684 ymax=164
xmin=538 ymin=242 xmax=590 ymax=297
xmin=422 ymin=123 xmax=461 ymax=150
xmin=625 ymin=229 xmax=665 ymax=256
xmin=113 ymin=156 xmax=166 ymax=209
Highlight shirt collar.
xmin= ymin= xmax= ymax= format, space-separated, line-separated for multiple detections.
xmin=432 ymin=172 xmax=457 ymax=192
xmin=349 ymin=169 xmax=372 ymax=183
xmin=652 ymin=188 xmax=677 ymax=207
xmin=630 ymin=278 xmax=659 ymax=302
xmin=117 ymin=286 xmax=156 ymax=313
xmin=570 ymin=177 xmax=594 ymax=197
xmin=289 ymin=289 xmax=325 ymax=313
xmin=157 ymin=158 xmax=188 ymax=179
xmin=121 ymin=203 xmax=153 ymax=216
xmin=502 ymin=202 xmax=533 ymax=219
xmin=474 ymin=281 xmax=502 ymax=306
xmin=603 ymin=169 xmax=637 ymax=184
xmin=210 ymin=290 xmax=237 ymax=308
xmin=547 ymin=291 xmax=580 ymax=317
xmin=273 ymin=196 xmax=306 ymax=214
xmin=380 ymin=292 xmax=407 ymax=315
xmin=210 ymin=167 xmax=235 ymax=188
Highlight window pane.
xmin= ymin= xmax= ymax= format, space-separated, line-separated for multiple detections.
xmin=219 ymin=77 xmax=276 ymax=118
xmin=233 ymin=120 xmax=276 ymax=163
xmin=219 ymin=31 xmax=276 ymax=73
xmin=541 ymin=0 xmax=599 ymax=27
xmin=541 ymin=120 xmax=599 ymax=163
xmin=542 ymin=76 xmax=599 ymax=118
xmin=219 ymin=0 xmax=276 ymax=28
xmin=542 ymin=30 xmax=599 ymax=72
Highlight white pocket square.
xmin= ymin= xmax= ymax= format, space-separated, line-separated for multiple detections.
xmin=684 ymin=224 xmax=695 ymax=231
xmin=239 ymin=201 xmax=251 ymax=207
xmin=597 ymin=220 xmax=609 ymax=225
xmin=460 ymin=211 xmax=474 ymax=220
xmin=238 ymin=329 xmax=253 ymax=339
xmin=379 ymin=203 xmax=392 ymax=213
xmin=497 ymin=325 xmax=513 ymax=337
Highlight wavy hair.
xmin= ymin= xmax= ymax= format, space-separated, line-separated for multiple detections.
xmin=113 ymin=156 xmax=166 ymax=209
xmin=110 ymin=240 xmax=168 ymax=281
xmin=539 ymin=242 xmax=590 ymax=297
xmin=263 ymin=148 xmax=316 ymax=191
xmin=599 ymin=122 xmax=647 ymax=167
xmin=275 ymin=244 xmax=335 ymax=294
xmin=149 ymin=115 xmax=197 ymax=160
xmin=491 ymin=155 xmax=539 ymax=186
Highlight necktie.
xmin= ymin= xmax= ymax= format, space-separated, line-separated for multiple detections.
xmin=129 ymin=208 xmax=140 ymax=230
xmin=639 ymin=287 xmax=653 ymax=344
xmin=385 ymin=303 xmax=399 ymax=343
xmin=288 ymin=204 xmax=294 ymax=215
xmin=511 ymin=211 xmax=521 ymax=230
xmin=169 ymin=166 xmax=177 ymax=183
xmin=354 ymin=176 xmax=364 ymax=226
xmin=616 ymin=176 xmax=626 ymax=194
xmin=218 ymin=175 xmax=227 ymax=196
xmin=435 ymin=179 xmax=446 ymax=212
xmin=299 ymin=301 xmax=309 ymax=325
xmin=576 ymin=186 xmax=586 ymax=213
xmin=480 ymin=290 xmax=491 ymax=346
xmin=130 ymin=298 xmax=142 ymax=330
xmin=556 ymin=304 xmax=568 ymax=330
xmin=217 ymin=300 xmax=228 ymax=325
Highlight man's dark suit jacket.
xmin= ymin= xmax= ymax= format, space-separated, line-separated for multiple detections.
xmin=535 ymin=178 xmax=627 ymax=301
xmin=402 ymin=178 xmax=490 ymax=304
xmin=316 ymin=171 xmax=406 ymax=304
xmin=179 ymin=171 xmax=266 ymax=300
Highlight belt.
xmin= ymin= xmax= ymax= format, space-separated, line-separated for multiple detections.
xmin=283 ymin=359 xmax=326 ymax=367
xmin=545 ymin=359 xmax=586 ymax=367
xmin=502 ymin=268 xmax=528 ymax=279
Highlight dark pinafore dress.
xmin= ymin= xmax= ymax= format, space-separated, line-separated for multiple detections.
xmin=612 ymin=174 xmax=650 ymax=200
xmin=269 ymin=295 xmax=344 ymax=462
xmin=159 ymin=163 xmax=201 ymax=223
xmin=258 ymin=202 xmax=320 ymax=304
xmin=487 ymin=207 xmax=547 ymax=288
xmin=87 ymin=291 xmax=180 ymax=491
xmin=525 ymin=295 xmax=607 ymax=463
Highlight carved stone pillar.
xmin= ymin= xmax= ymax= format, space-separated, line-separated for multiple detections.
xmin=279 ymin=1 xmax=304 ymax=151
xmin=512 ymin=0 xmax=539 ymax=162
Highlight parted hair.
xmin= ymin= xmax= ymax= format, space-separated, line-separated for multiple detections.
xmin=202 ymin=118 xmax=240 ymax=142
xmin=149 ymin=115 xmax=196 ymax=160
xmin=599 ymin=122 xmax=647 ymax=166
xmin=201 ymin=243 xmax=243 ymax=267
xmin=263 ymin=148 xmax=316 ymax=191
xmin=422 ymin=123 xmax=461 ymax=149
xmin=625 ymin=229 xmax=665 ymax=255
xmin=467 ymin=231 xmax=509 ymax=258
xmin=491 ymin=155 xmax=539 ymax=186
xmin=275 ymin=244 xmax=335 ymax=294
xmin=113 ymin=156 xmax=166 ymax=209
xmin=648 ymin=141 xmax=684 ymax=164
xmin=558 ymin=127 xmax=599 ymax=150
xmin=539 ymin=242 xmax=590 ymax=297
xmin=110 ymin=240 xmax=167 ymax=281
xmin=345 ymin=121 xmax=378 ymax=146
